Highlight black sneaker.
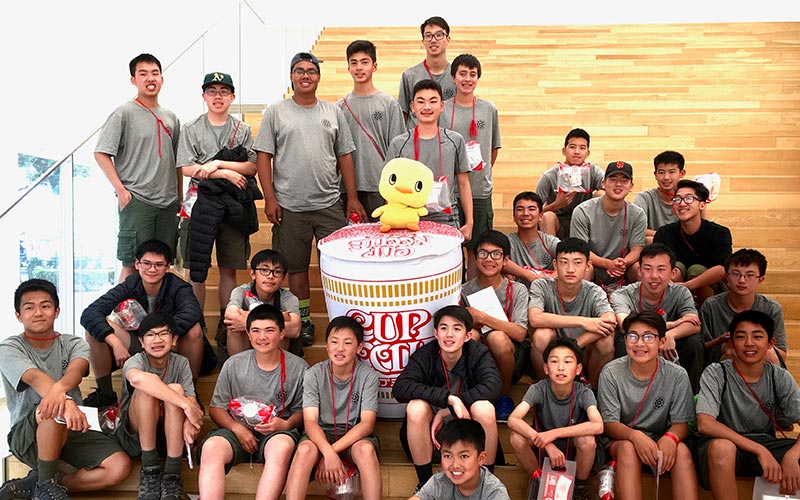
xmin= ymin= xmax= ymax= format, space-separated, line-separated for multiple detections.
xmin=0 ymin=469 xmax=37 ymax=500
xmin=31 ymin=477 xmax=67 ymax=500
xmin=137 ymin=466 xmax=161 ymax=500
xmin=82 ymin=389 xmax=117 ymax=408
xmin=160 ymin=474 xmax=184 ymax=500
xmin=301 ymin=320 xmax=315 ymax=347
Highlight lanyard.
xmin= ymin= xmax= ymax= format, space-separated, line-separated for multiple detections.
xmin=342 ymin=97 xmax=385 ymax=161
xmin=679 ymin=226 xmax=700 ymax=257
xmin=329 ymin=360 xmax=357 ymax=441
xmin=555 ymin=280 xmax=580 ymax=339
xmin=134 ymin=98 xmax=172 ymax=158
xmin=158 ymin=354 xmax=170 ymax=382
xmin=629 ymin=359 xmax=658 ymax=428
xmin=638 ymin=285 xmax=667 ymax=317
xmin=619 ymin=202 xmax=628 ymax=259
xmin=521 ymin=231 xmax=555 ymax=271
xmin=732 ymin=361 xmax=787 ymax=438
xmin=449 ymin=97 xmax=478 ymax=140
xmin=413 ymin=126 xmax=444 ymax=177
xmin=439 ymin=354 xmax=462 ymax=396
xmin=533 ymin=384 xmax=576 ymax=468
xmin=278 ymin=350 xmax=286 ymax=417
xmin=503 ymin=279 xmax=514 ymax=320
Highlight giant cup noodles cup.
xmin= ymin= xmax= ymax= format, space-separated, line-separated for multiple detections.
xmin=318 ymin=221 xmax=464 ymax=419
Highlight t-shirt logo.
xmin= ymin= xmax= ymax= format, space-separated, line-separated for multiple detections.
xmin=351 ymin=392 xmax=361 ymax=406
xmin=476 ymin=119 xmax=486 ymax=130
xmin=653 ymin=396 xmax=665 ymax=409
xmin=372 ymin=110 xmax=384 ymax=121
xmin=321 ymin=118 xmax=332 ymax=129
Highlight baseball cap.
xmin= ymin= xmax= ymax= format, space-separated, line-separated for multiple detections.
xmin=290 ymin=52 xmax=321 ymax=72
xmin=202 ymin=72 xmax=235 ymax=92
xmin=605 ymin=161 xmax=633 ymax=180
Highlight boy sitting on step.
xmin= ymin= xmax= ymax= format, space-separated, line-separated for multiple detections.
xmin=284 ymin=316 xmax=382 ymax=500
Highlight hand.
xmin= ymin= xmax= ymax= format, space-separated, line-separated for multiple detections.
xmin=712 ymin=332 xmax=731 ymax=346
xmin=660 ymin=334 xmax=678 ymax=361
xmin=431 ymin=409 xmax=450 ymax=449
xmin=183 ymin=419 xmax=200 ymax=445
xmin=466 ymin=307 xmax=486 ymax=327
xmin=544 ymin=443 xmax=566 ymax=469
xmin=606 ymin=257 xmax=627 ymax=277
xmin=532 ymin=429 xmax=557 ymax=449
xmin=117 ymin=188 xmax=133 ymax=210
xmin=581 ymin=316 xmax=616 ymax=337
xmin=346 ymin=198 xmax=368 ymax=226
xmin=448 ymin=395 xmax=470 ymax=419
xmin=459 ymin=222 xmax=473 ymax=242
xmin=196 ymin=160 xmax=220 ymax=180
xmin=264 ymin=196 xmax=282 ymax=225
xmin=223 ymin=310 xmax=247 ymax=334
xmin=111 ymin=342 xmax=131 ymax=369
xmin=232 ymin=423 xmax=258 ymax=454
xmin=669 ymin=315 xmax=701 ymax=329
xmin=183 ymin=398 xmax=204 ymax=431
xmin=223 ymin=170 xmax=247 ymax=190
xmin=317 ymin=451 xmax=346 ymax=486
xmin=781 ymin=452 xmax=800 ymax=493
xmin=62 ymin=400 xmax=90 ymax=432
xmin=657 ymin=436 xmax=678 ymax=474
xmin=253 ymin=416 xmax=289 ymax=435
xmin=553 ymin=191 xmax=576 ymax=210
xmin=38 ymin=387 xmax=67 ymax=421
xmin=758 ymin=446 xmax=783 ymax=483
xmin=631 ymin=430 xmax=661 ymax=467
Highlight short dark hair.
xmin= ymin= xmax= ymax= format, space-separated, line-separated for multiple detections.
xmin=346 ymin=40 xmax=376 ymax=62
xmin=725 ymin=248 xmax=767 ymax=276
xmin=564 ymin=128 xmax=590 ymax=148
xmin=246 ymin=303 xmax=286 ymax=331
xmin=412 ymin=79 xmax=443 ymax=100
xmin=420 ymin=16 xmax=450 ymax=37
xmin=513 ymin=191 xmax=543 ymax=211
xmin=639 ymin=243 xmax=676 ymax=268
xmin=729 ymin=309 xmax=775 ymax=341
xmin=622 ymin=311 xmax=667 ymax=338
xmin=135 ymin=239 xmax=173 ymax=263
xmin=436 ymin=418 xmax=485 ymax=453
xmin=676 ymin=179 xmax=710 ymax=203
xmin=325 ymin=315 xmax=364 ymax=343
xmin=543 ymin=336 xmax=584 ymax=365
xmin=137 ymin=311 xmax=175 ymax=338
xmin=433 ymin=305 xmax=473 ymax=333
xmin=556 ymin=237 xmax=590 ymax=260
xmin=473 ymin=230 xmax=510 ymax=258
xmin=14 ymin=279 xmax=59 ymax=313
xmin=451 ymin=54 xmax=481 ymax=79
xmin=250 ymin=249 xmax=288 ymax=272
xmin=129 ymin=53 xmax=162 ymax=77
xmin=653 ymin=150 xmax=685 ymax=171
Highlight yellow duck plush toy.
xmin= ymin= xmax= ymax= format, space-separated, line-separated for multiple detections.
xmin=372 ymin=158 xmax=434 ymax=232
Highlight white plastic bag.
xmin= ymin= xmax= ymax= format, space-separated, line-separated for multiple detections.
xmin=694 ymin=172 xmax=721 ymax=202
xmin=425 ymin=176 xmax=453 ymax=214
xmin=556 ymin=163 xmax=591 ymax=193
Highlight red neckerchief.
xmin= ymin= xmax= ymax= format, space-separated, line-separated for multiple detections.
xmin=134 ymin=98 xmax=173 ymax=158
xmin=413 ymin=126 xmax=443 ymax=178
xmin=732 ymin=361 xmax=787 ymax=438
xmin=629 ymin=358 xmax=658 ymax=428
xmin=638 ymin=285 xmax=667 ymax=317
xmin=449 ymin=97 xmax=478 ymax=140
xmin=329 ymin=360 xmax=357 ymax=441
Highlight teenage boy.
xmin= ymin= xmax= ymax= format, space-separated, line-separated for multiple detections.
xmin=0 ymin=279 xmax=131 ymax=499
xmin=442 ymin=53 xmax=502 ymax=278
xmin=536 ymin=128 xmax=605 ymax=239
xmin=398 ymin=16 xmax=456 ymax=126
xmin=598 ymin=311 xmax=698 ymax=500
xmin=701 ymin=249 xmax=787 ymax=366
xmin=198 ymin=304 xmax=308 ymax=500
xmin=462 ymin=231 xmax=529 ymax=421
xmin=176 ymin=71 xmax=257 ymax=331
xmin=338 ymin=40 xmax=406 ymax=219
xmin=255 ymin=51 xmax=367 ymax=348
xmin=694 ymin=310 xmax=800 ymax=498
xmin=654 ymin=179 xmax=732 ymax=305
xmin=503 ymin=191 xmax=560 ymax=289
xmin=80 ymin=239 xmax=207 ymax=407
xmin=634 ymin=151 xmax=685 ymax=244
xmin=571 ymin=161 xmax=647 ymax=289
xmin=387 ymin=79 xmax=473 ymax=240
xmin=95 ymin=53 xmax=181 ymax=281
xmin=411 ymin=418 xmax=510 ymax=500
xmin=284 ymin=316 xmax=381 ymax=500
xmin=528 ymin=238 xmax=616 ymax=388
xmin=115 ymin=311 xmax=203 ymax=500
xmin=610 ymin=243 xmax=704 ymax=392
xmin=223 ymin=249 xmax=301 ymax=359
xmin=393 ymin=305 xmax=502 ymax=492
xmin=508 ymin=337 xmax=604 ymax=500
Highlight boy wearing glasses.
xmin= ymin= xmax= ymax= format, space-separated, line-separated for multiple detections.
xmin=503 ymin=191 xmax=560 ymax=289
xmin=255 ymin=52 xmax=367 ymax=349
xmin=81 ymin=239 xmax=207 ymax=407
xmin=654 ymin=179 xmax=732 ymax=305
xmin=398 ymin=16 xmax=456 ymax=126
xmin=634 ymin=151 xmax=685 ymax=244
xmin=223 ymin=249 xmax=301 ymax=358
xmin=700 ymin=249 xmax=787 ymax=365
xmin=115 ymin=311 xmax=203 ymax=500
xmin=598 ymin=311 xmax=698 ymax=500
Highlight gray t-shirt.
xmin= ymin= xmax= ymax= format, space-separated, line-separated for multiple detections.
xmin=462 ymin=277 xmax=529 ymax=332
xmin=634 ymin=188 xmax=677 ymax=232
xmin=210 ymin=349 xmax=308 ymax=420
xmin=522 ymin=380 xmax=597 ymax=443
xmin=416 ymin=467 xmax=510 ymax=500
xmin=506 ymin=231 xmax=560 ymax=288
xmin=337 ymin=91 xmax=406 ymax=193
xmin=441 ymin=98 xmax=502 ymax=199
xmin=227 ymin=283 xmax=300 ymax=317
xmin=303 ymin=359 xmax=379 ymax=437
xmin=119 ymin=351 xmax=195 ymax=412
xmin=95 ymin=100 xmax=180 ymax=208
xmin=0 ymin=334 xmax=90 ymax=426
xmin=528 ymin=278 xmax=613 ymax=339
xmin=696 ymin=360 xmax=800 ymax=435
xmin=535 ymin=163 xmax=605 ymax=217
xmin=699 ymin=293 xmax=787 ymax=352
xmin=252 ymin=98 xmax=356 ymax=212
xmin=398 ymin=61 xmax=457 ymax=118
xmin=176 ymin=114 xmax=257 ymax=169
xmin=610 ymin=282 xmax=697 ymax=321
xmin=598 ymin=356 xmax=694 ymax=440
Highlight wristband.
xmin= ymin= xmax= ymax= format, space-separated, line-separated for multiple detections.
xmin=664 ymin=431 xmax=679 ymax=445
xmin=65 ymin=394 xmax=74 ymax=401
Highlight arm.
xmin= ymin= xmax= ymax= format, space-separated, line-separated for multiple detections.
xmin=95 ymin=151 xmax=131 ymax=210
xmin=304 ymin=406 xmax=347 ymax=484
xmin=604 ymin=421 xmax=661 ymax=466
xmin=392 ymin=350 xmax=450 ymax=408
xmin=23 ymin=358 xmax=89 ymax=421
xmin=126 ymin=368 xmax=203 ymax=429
xmin=666 ymin=313 xmax=701 ymax=339
xmin=683 ymin=265 xmax=725 ymax=291
xmin=467 ymin=307 xmax=527 ymax=342
xmin=503 ymin=259 xmax=550 ymax=283
xmin=209 ymin=406 xmax=259 ymax=453
xmin=338 ymin=153 xmax=368 ymax=223
xmin=330 ymin=409 xmax=377 ymax=454
xmin=459 ymin=344 xmax=502 ymax=408
xmin=256 ymin=151 xmax=280 ymax=225
xmin=456 ymin=171 xmax=473 ymax=241
xmin=534 ymin=405 xmax=604 ymax=446
xmin=529 ymin=307 xmax=616 ymax=337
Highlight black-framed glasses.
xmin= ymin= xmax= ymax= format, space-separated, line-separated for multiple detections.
xmin=624 ymin=333 xmax=659 ymax=345
xmin=138 ymin=260 xmax=168 ymax=270
xmin=671 ymin=195 xmax=699 ymax=205
xmin=292 ymin=68 xmax=319 ymax=77
xmin=203 ymin=88 xmax=232 ymax=97
xmin=422 ymin=31 xmax=447 ymax=42
xmin=476 ymin=249 xmax=504 ymax=260
xmin=255 ymin=267 xmax=286 ymax=278
xmin=728 ymin=270 xmax=761 ymax=281
xmin=142 ymin=330 xmax=172 ymax=341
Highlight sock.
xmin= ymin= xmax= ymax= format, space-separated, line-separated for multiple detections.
xmin=299 ymin=299 xmax=311 ymax=323
xmin=37 ymin=458 xmax=58 ymax=483
xmin=414 ymin=463 xmax=433 ymax=484
xmin=141 ymin=448 xmax=160 ymax=469
xmin=96 ymin=375 xmax=114 ymax=395
xmin=164 ymin=455 xmax=183 ymax=475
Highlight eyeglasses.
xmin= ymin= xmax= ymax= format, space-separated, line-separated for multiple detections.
xmin=624 ymin=333 xmax=659 ymax=345
xmin=476 ymin=249 xmax=504 ymax=260
xmin=203 ymin=88 xmax=232 ymax=97
xmin=422 ymin=31 xmax=447 ymax=42
xmin=138 ymin=260 xmax=168 ymax=270
xmin=671 ymin=195 xmax=699 ymax=205
xmin=292 ymin=68 xmax=319 ymax=77
xmin=729 ymin=270 xmax=761 ymax=281
xmin=255 ymin=267 xmax=286 ymax=278
xmin=142 ymin=330 xmax=172 ymax=341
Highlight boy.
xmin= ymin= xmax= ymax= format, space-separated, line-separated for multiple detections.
xmin=387 ymin=79 xmax=473 ymax=240
xmin=442 ymin=53 xmax=502 ymax=278
xmin=598 ymin=311 xmax=698 ymax=500
xmin=536 ymin=128 xmax=605 ymax=238
xmin=398 ymin=16 xmax=456 ymax=126
xmin=95 ymin=53 xmax=181 ymax=281
xmin=462 ymin=231 xmax=529 ymax=421
xmin=528 ymin=238 xmax=616 ymax=388
xmin=115 ymin=311 xmax=204 ymax=500
xmin=654 ymin=179 xmax=732 ymax=305
xmin=198 ymin=304 xmax=308 ymax=500
xmin=393 ymin=305 xmax=502 ymax=491
xmin=223 ymin=249 xmax=301 ymax=358
xmin=80 ymin=239 xmax=208 ymax=407
xmin=254 ymin=51 xmax=367 ymax=348
xmin=694 ymin=310 xmax=800 ymax=498
xmin=503 ymin=191 xmax=560 ymax=289
xmin=571 ymin=161 xmax=647 ymax=289
xmin=0 ymin=279 xmax=131 ymax=499
xmin=700 ymin=248 xmax=787 ymax=365
xmin=634 ymin=151 xmax=685 ymax=244
xmin=508 ymin=337 xmax=604 ymax=500
xmin=411 ymin=418 xmax=510 ymax=500
xmin=610 ymin=243 xmax=704 ymax=392
xmin=338 ymin=40 xmax=406 ymax=219
xmin=284 ymin=316 xmax=381 ymax=500
xmin=176 ymin=71 xmax=257 ymax=332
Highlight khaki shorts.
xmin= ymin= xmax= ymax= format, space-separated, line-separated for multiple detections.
xmin=178 ymin=218 xmax=250 ymax=270
xmin=118 ymin=197 xmax=180 ymax=267
xmin=197 ymin=427 xmax=301 ymax=473
xmin=299 ymin=430 xmax=380 ymax=467
xmin=272 ymin=201 xmax=346 ymax=273
xmin=675 ymin=263 xmax=728 ymax=294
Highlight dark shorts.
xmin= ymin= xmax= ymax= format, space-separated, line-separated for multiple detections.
xmin=460 ymin=196 xmax=494 ymax=249
xmin=299 ymin=430 xmax=381 ymax=471
xmin=341 ymin=192 xmax=386 ymax=223
xmin=272 ymin=201 xmax=346 ymax=273
xmin=481 ymin=333 xmax=531 ymax=383
xmin=197 ymin=427 xmax=301 ymax=473
xmin=532 ymin=437 xmax=605 ymax=473
xmin=675 ymin=263 xmax=727 ymax=294
xmin=117 ymin=197 xmax=180 ymax=267
xmin=113 ymin=404 xmax=168 ymax=458
xmin=694 ymin=433 xmax=797 ymax=490
xmin=178 ymin=217 xmax=251 ymax=270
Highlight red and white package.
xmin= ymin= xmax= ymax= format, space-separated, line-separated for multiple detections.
xmin=108 ymin=298 xmax=147 ymax=331
xmin=326 ymin=462 xmax=360 ymax=500
xmin=227 ymin=397 xmax=276 ymax=429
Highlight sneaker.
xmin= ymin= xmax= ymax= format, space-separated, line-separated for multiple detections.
xmin=82 ymin=389 xmax=117 ymax=408
xmin=572 ymin=487 xmax=588 ymax=500
xmin=301 ymin=320 xmax=315 ymax=347
xmin=31 ymin=477 xmax=67 ymax=500
xmin=0 ymin=469 xmax=37 ymax=500
xmin=495 ymin=395 xmax=515 ymax=423
xmin=137 ymin=466 xmax=161 ymax=500
xmin=160 ymin=474 xmax=184 ymax=500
